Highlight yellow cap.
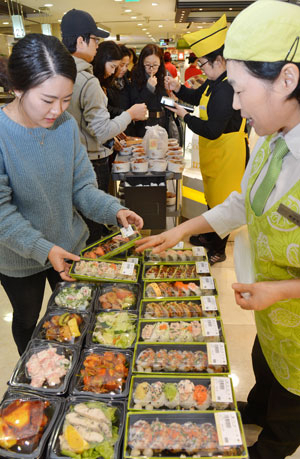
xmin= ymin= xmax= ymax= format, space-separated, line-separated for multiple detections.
xmin=183 ymin=14 xmax=227 ymax=58
xmin=224 ymin=0 xmax=300 ymax=62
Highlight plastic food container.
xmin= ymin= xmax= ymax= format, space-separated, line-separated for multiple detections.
xmin=123 ymin=411 xmax=247 ymax=458
xmin=143 ymin=247 xmax=207 ymax=262
xmin=32 ymin=309 xmax=90 ymax=347
xmin=131 ymin=159 xmax=149 ymax=173
xmin=112 ymin=160 xmax=131 ymax=173
xmin=128 ymin=375 xmax=236 ymax=411
xmin=119 ymin=146 xmax=133 ymax=156
xmin=142 ymin=262 xmax=199 ymax=281
xmin=167 ymin=159 xmax=185 ymax=173
xmin=47 ymin=282 xmax=97 ymax=312
xmin=133 ymin=343 xmax=229 ymax=375
xmin=80 ymin=225 xmax=141 ymax=260
xmin=69 ymin=347 xmax=132 ymax=399
xmin=69 ymin=259 xmax=140 ymax=283
xmin=147 ymin=150 xmax=166 ymax=159
xmin=143 ymin=279 xmax=203 ymax=299
xmin=9 ymin=340 xmax=79 ymax=395
xmin=86 ymin=311 xmax=138 ymax=349
xmin=132 ymin=152 xmax=147 ymax=160
xmin=166 ymin=191 xmax=176 ymax=206
xmin=167 ymin=138 xmax=179 ymax=146
xmin=47 ymin=397 xmax=125 ymax=459
xmin=148 ymin=159 xmax=167 ymax=172
xmin=96 ymin=282 xmax=141 ymax=312
xmin=139 ymin=298 xmax=220 ymax=319
xmin=0 ymin=390 xmax=63 ymax=459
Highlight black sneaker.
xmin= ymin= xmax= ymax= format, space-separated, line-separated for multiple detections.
xmin=208 ymin=250 xmax=226 ymax=265
xmin=189 ymin=234 xmax=212 ymax=248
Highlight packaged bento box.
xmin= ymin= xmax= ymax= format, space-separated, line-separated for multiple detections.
xmin=123 ymin=411 xmax=247 ymax=458
xmin=142 ymin=262 xmax=200 ymax=281
xmin=143 ymin=246 xmax=207 ymax=262
xmin=8 ymin=340 xmax=79 ymax=395
xmin=128 ymin=375 xmax=236 ymax=411
xmin=69 ymin=347 xmax=132 ymax=399
xmin=32 ymin=309 xmax=90 ymax=347
xmin=140 ymin=297 xmax=220 ymax=319
xmin=137 ymin=318 xmax=225 ymax=343
xmin=47 ymin=282 xmax=97 ymax=312
xmin=0 ymin=390 xmax=63 ymax=458
xmin=47 ymin=397 xmax=125 ymax=459
xmin=143 ymin=279 xmax=217 ymax=298
xmin=96 ymin=282 xmax=141 ymax=312
xmin=80 ymin=225 xmax=141 ymax=260
xmin=86 ymin=311 xmax=138 ymax=349
xmin=70 ymin=259 xmax=140 ymax=283
xmin=133 ymin=343 xmax=229 ymax=375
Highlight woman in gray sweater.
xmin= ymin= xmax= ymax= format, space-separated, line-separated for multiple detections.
xmin=0 ymin=33 xmax=143 ymax=355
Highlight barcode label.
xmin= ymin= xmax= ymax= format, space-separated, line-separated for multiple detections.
xmin=211 ymin=377 xmax=233 ymax=403
xmin=192 ymin=246 xmax=206 ymax=256
xmin=196 ymin=261 xmax=210 ymax=274
xmin=200 ymin=276 xmax=215 ymax=290
xmin=215 ymin=412 xmax=242 ymax=446
xmin=207 ymin=342 xmax=227 ymax=365
xmin=201 ymin=296 xmax=218 ymax=311
xmin=201 ymin=318 xmax=219 ymax=336
xmin=172 ymin=241 xmax=184 ymax=249
xmin=120 ymin=261 xmax=135 ymax=276
xmin=120 ymin=225 xmax=134 ymax=237
xmin=127 ymin=257 xmax=138 ymax=264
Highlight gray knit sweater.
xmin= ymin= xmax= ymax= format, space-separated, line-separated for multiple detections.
xmin=0 ymin=108 xmax=124 ymax=277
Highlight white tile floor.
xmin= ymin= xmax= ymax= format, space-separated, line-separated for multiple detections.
xmin=0 ymin=241 xmax=299 ymax=457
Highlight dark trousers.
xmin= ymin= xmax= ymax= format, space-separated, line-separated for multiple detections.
xmin=0 ymin=268 xmax=61 ymax=355
xmin=201 ymin=231 xmax=229 ymax=254
xmin=246 ymin=336 xmax=300 ymax=459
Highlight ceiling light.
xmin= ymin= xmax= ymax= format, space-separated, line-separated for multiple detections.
xmin=142 ymin=28 xmax=147 ymax=30
xmin=158 ymin=24 xmax=163 ymax=27
xmin=137 ymin=23 xmax=142 ymax=25
xmin=2 ymin=21 xmax=9 ymax=24
xmin=124 ymin=9 xmax=132 ymax=12
xmin=199 ymin=8 xmax=203 ymax=11
xmin=152 ymin=2 xmax=158 ymax=5
xmin=197 ymin=26 xmax=203 ymax=28
xmin=44 ymin=3 xmax=53 ymax=6
xmin=229 ymin=7 xmax=233 ymax=10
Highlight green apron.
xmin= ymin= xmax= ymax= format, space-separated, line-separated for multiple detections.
xmin=246 ymin=135 xmax=300 ymax=395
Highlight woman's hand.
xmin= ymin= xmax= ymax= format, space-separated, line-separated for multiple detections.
xmin=127 ymin=103 xmax=148 ymax=121
xmin=166 ymin=102 xmax=188 ymax=118
xmin=48 ymin=245 xmax=80 ymax=282
xmin=117 ymin=209 xmax=144 ymax=230
xmin=135 ymin=226 xmax=184 ymax=253
xmin=148 ymin=70 xmax=157 ymax=88
xmin=164 ymin=76 xmax=181 ymax=93
xmin=232 ymin=281 xmax=283 ymax=311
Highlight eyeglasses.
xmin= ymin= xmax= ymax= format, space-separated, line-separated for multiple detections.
xmin=90 ymin=36 xmax=101 ymax=45
xmin=199 ymin=60 xmax=209 ymax=69
xmin=144 ymin=64 xmax=160 ymax=69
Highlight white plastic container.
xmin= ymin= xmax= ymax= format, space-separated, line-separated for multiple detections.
xmin=168 ymin=159 xmax=185 ymax=173
xmin=112 ymin=161 xmax=131 ymax=173
xmin=131 ymin=159 xmax=149 ymax=173
xmin=148 ymin=149 xmax=166 ymax=159
xmin=149 ymin=159 xmax=167 ymax=172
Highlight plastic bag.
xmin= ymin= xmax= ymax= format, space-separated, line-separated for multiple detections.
xmin=142 ymin=124 xmax=168 ymax=156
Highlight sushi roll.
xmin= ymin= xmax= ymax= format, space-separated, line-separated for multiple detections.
xmin=145 ymin=266 xmax=160 ymax=279
xmin=128 ymin=419 xmax=153 ymax=454
xmin=176 ymin=250 xmax=187 ymax=261
xmin=188 ymin=301 xmax=203 ymax=317
xmin=150 ymin=420 xmax=168 ymax=452
xmin=164 ymin=349 xmax=181 ymax=372
xmin=183 ymin=249 xmax=193 ymax=261
xmin=166 ymin=422 xmax=186 ymax=453
xmin=153 ymin=348 xmax=168 ymax=371
xmin=199 ymin=422 xmax=219 ymax=453
xmin=191 ymin=321 xmax=203 ymax=341
xmin=193 ymin=384 xmax=211 ymax=410
xmin=193 ymin=350 xmax=208 ymax=371
xmin=133 ymin=381 xmax=152 ymax=408
xmin=136 ymin=348 xmax=155 ymax=372
xmin=182 ymin=422 xmax=204 ymax=455
xmin=163 ymin=382 xmax=179 ymax=409
xmin=169 ymin=322 xmax=183 ymax=341
xmin=156 ymin=322 xmax=170 ymax=342
xmin=178 ymin=350 xmax=194 ymax=372
xmin=180 ymin=302 xmax=193 ymax=317
xmin=166 ymin=249 xmax=178 ymax=261
xmin=178 ymin=379 xmax=195 ymax=409
xmin=188 ymin=282 xmax=201 ymax=296
xmin=150 ymin=381 xmax=167 ymax=408
xmin=145 ymin=283 xmax=162 ymax=298
xmin=141 ymin=324 xmax=157 ymax=341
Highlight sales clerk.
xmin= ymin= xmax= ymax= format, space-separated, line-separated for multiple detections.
xmin=165 ymin=15 xmax=248 ymax=265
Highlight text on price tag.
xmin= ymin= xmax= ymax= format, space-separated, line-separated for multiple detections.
xmin=127 ymin=257 xmax=139 ymax=264
xmin=201 ymin=318 xmax=219 ymax=337
xmin=200 ymin=276 xmax=215 ymax=290
xmin=196 ymin=261 xmax=210 ymax=274
xmin=120 ymin=261 xmax=135 ymax=276
xmin=192 ymin=246 xmax=206 ymax=257
xmin=211 ymin=377 xmax=233 ymax=403
xmin=201 ymin=295 xmax=218 ymax=311
xmin=172 ymin=241 xmax=184 ymax=249
xmin=207 ymin=342 xmax=227 ymax=365
xmin=120 ymin=225 xmax=135 ymax=238
xmin=215 ymin=412 xmax=243 ymax=446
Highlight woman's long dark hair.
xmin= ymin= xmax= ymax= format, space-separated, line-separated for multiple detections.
xmin=8 ymin=33 xmax=76 ymax=93
xmin=131 ymin=44 xmax=166 ymax=90
xmin=93 ymin=40 xmax=122 ymax=88
xmin=204 ymin=45 xmax=224 ymax=64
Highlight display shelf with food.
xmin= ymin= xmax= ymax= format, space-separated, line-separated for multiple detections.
xmin=139 ymin=297 xmax=220 ymax=319
xmin=47 ymin=282 xmax=97 ymax=312
xmin=96 ymin=282 xmax=141 ymax=312
xmin=142 ymin=261 xmax=211 ymax=281
xmin=69 ymin=259 xmax=140 ymax=283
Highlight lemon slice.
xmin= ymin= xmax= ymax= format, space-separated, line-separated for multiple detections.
xmin=65 ymin=425 xmax=89 ymax=453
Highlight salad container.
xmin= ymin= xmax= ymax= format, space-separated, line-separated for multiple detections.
xmin=143 ymin=246 xmax=207 ymax=262
xmin=0 ymin=390 xmax=63 ymax=459
xmin=47 ymin=282 xmax=97 ymax=312
xmin=8 ymin=340 xmax=79 ymax=396
xmin=69 ymin=347 xmax=132 ymax=399
xmin=96 ymin=282 xmax=141 ymax=312
xmin=32 ymin=309 xmax=91 ymax=347
xmin=80 ymin=225 xmax=141 ymax=260
xmin=128 ymin=375 xmax=236 ymax=411
xmin=139 ymin=297 xmax=220 ymax=319
xmin=69 ymin=259 xmax=140 ymax=283
xmin=142 ymin=261 xmax=211 ymax=281
xmin=133 ymin=343 xmax=230 ymax=375
xmin=123 ymin=411 xmax=247 ymax=458
xmin=47 ymin=397 xmax=125 ymax=459
xmin=86 ymin=311 xmax=138 ymax=349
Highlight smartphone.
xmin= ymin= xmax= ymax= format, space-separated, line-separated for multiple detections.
xmin=160 ymin=96 xmax=194 ymax=113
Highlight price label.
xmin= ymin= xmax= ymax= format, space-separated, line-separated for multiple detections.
xmin=211 ymin=377 xmax=233 ymax=403
xmin=120 ymin=225 xmax=135 ymax=238
xmin=120 ymin=262 xmax=135 ymax=276
xmin=192 ymin=246 xmax=206 ymax=257
xmin=127 ymin=257 xmax=138 ymax=264
xmin=201 ymin=318 xmax=219 ymax=337
xmin=200 ymin=276 xmax=215 ymax=290
xmin=196 ymin=261 xmax=210 ymax=274
xmin=172 ymin=241 xmax=184 ymax=249
xmin=201 ymin=296 xmax=218 ymax=311
xmin=207 ymin=342 xmax=227 ymax=365
xmin=215 ymin=412 xmax=242 ymax=446
xmin=149 ymin=138 xmax=158 ymax=150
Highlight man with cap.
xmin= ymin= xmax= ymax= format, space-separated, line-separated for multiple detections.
xmin=136 ymin=1 xmax=300 ymax=457
xmin=163 ymin=14 xmax=249 ymax=265
xmin=61 ymin=9 xmax=147 ymax=243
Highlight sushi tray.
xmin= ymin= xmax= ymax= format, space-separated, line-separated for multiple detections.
xmin=123 ymin=411 xmax=248 ymax=458
xmin=8 ymin=339 xmax=79 ymax=396
xmin=143 ymin=246 xmax=207 ymax=262
xmin=32 ymin=309 xmax=91 ymax=347
xmin=137 ymin=317 xmax=225 ymax=344
xmin=96 ymin=282 xmax=141 ymax=312
xmin=143 ymin=278 xmax=218 ymax=298
xmin=0 ymin=390 xmax=64 ymax=459
xmin=132 ymin=343 xmax=230 ymax=375
xmin=80 ymin=224 xmax=141 ymax=260
xmin=139 ymin=297 xmax=220 ymax=319
xmin=47 ymin=282 xmax=98 ymax=312
xmin=86 ymin=311 xmax=138 ymax=349
xmin=46 ymin=397 xmax=125 ymax=459
xmin=69 ymin=347 xmax=133 ymax=399
xmin=69 ymin=259 xmax=140 ymax=283
xmin=142 ymin=261 xmax=211 ymax=281
xmin=128 ymin=375 xmax=236 ymax=411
